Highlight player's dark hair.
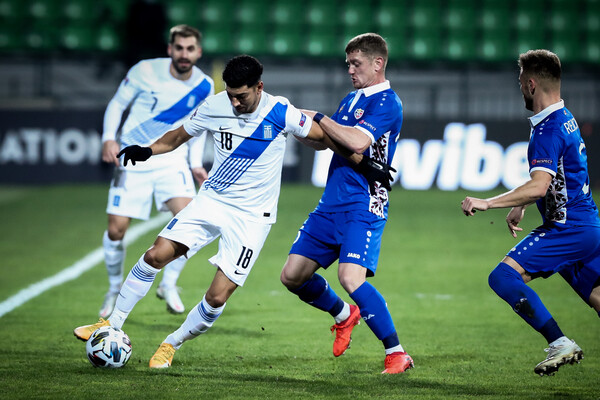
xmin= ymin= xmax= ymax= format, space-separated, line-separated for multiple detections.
xmin=345 ymin=33 xmax=388 ymax=65
xmin=222 ymin=55 xmax=263 ymax=88
xmin=518 ymin=49 xmax=561 ymax=82
xmin=169 ymin=24 xmax=202 ymax=45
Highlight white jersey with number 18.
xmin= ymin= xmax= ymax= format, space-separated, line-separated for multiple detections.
xmin=183 ymin=91 xmax=312 ymax=224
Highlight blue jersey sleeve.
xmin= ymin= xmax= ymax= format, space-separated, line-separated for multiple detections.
xmin=529 ymin=122 xmax=564 ymax=177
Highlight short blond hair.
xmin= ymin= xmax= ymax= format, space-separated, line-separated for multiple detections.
xmin=169 ymin=25 xmax=201 ymax=45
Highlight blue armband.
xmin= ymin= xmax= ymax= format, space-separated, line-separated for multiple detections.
xmin=313 ymin=112 xmax=325 ymax=124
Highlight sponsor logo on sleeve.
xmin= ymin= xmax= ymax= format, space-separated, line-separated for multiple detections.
xmin=358 ymin=120 xmax=376 ymax=132
xmin=299 ymin=114 xmax=306 ymax=127
xmin=532 ymin=158 xmax=553 ymax=165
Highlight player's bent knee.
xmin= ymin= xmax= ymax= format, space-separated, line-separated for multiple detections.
xmin=107 ymin=226 xmax=126 ymax=241
xmin=280 ymin=263 xmax=307 ymax=290
xmin=204 ymin=292 xmax=227 ymax=308
xmin=280 ymin=268 xmax=296 ymax=289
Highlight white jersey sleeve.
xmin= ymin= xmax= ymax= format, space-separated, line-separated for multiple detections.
xmin=281 ymin=98 xmax=312 ymax=139
xmin=102 ymin=63 xmax=144 ymax=142
xmin=182 ymin=99 xmax=212 ymax=137
xmin=187 ymin=132 xmax=207 ymax=169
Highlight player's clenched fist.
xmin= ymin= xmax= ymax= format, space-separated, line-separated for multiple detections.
xmin=461 ymin=196 xmax=489 ymax=216
xmin=117 ymin=145 xmax=152 ymax=166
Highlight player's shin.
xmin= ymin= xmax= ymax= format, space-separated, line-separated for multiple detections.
xmin=165 ymin=295 xmax=225 ymax=349
xmin=109 ymin=256 xmax=160 ymax=329
xmin=489 ymin=262 xmax=564 ymax=342
xmin=350 ymin=282 xmax=397 ymax=344
xmin=103 ymin=230 xmax=125 ymax=292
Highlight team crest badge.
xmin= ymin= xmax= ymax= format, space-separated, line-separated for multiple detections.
xmin=354 ymin=108 xmax=364 ymax=119
xmin=187 ymin=95 xmax=196 ymax=108
xmin=263 ymin=124 xmax=273 ymax=139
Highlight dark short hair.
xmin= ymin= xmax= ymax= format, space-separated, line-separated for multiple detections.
xmin=518 ymin=49 xmax=561 ymax=82
xmin=345 ymin=33 xmax=388 ymax=64
xmin=222 ymin=55 xmax=263 ymax=88
xmin=169 ymin=24 xmax=201 ymax=45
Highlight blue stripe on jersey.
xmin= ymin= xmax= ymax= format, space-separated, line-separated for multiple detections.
xmin=205 ymin=102 xmax=288 ymax=191
xmin=155 ymin=79 xmax=212 ymax=124
xmin=121 ymin=78 xmax=212 ymax=147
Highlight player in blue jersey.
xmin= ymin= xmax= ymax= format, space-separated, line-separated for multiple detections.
xmin=98 ymin=25 xmax=214 ymax=318
xmin=461 ymin=49 xmax=600 ymax=376
xmin=74 ymin=55 xmax=391 ymax=368
xmin=280 ymin=33 xmax=414 ymax=374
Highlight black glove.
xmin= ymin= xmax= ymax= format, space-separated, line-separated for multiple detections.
xmin=117 ymin=145 xmax=152 ymax=166
xmin=355 ymin=156 xmax=396 ymax=195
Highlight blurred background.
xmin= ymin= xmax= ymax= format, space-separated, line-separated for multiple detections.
xmin=0 ymin=0 xmax=599 ymax=188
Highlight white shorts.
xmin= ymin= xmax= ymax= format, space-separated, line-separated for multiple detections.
xmin=106 ymin=165 xmax=196 ymax=220
xmin=158 ymin=194 xmax=272 ymax=286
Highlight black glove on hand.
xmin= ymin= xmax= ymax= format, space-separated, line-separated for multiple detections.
xmin=355 ymin=156 xmax=396 ymax=195
xmin=117 ymin=145 xmax=152 ymax=166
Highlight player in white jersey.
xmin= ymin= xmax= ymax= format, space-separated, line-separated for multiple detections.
xmin=99 ymin=25 xmax=214 ymax=318
xmin=74 ymin=55 xmax=393 ymax=369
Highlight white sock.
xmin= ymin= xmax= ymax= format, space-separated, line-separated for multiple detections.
xmin=165 ymin=295 xmax=225 ymax=349
xmin=109 ymin=256 xmax=160 ymax=329
xmin=385 ymin=344 xmax=405 ymax=355
xmin=103 ymin=230 xmax=125 ymax=293
xmin=333 ymin=303 xmax=351 ymax=324
xmin=160 ymin=256 xmax=187 ymax=288
xmin=549 ymin=336 xmax=570 ymax=347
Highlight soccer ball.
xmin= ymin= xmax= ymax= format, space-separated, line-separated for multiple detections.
xmin=85 ymin=326 xmax=132 ymax=368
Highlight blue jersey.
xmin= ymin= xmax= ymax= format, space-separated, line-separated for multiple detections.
xmin=528 ymin=100 xmax=600 ymax=226
xmin=316 ymin=81 xmax=402 ymax=219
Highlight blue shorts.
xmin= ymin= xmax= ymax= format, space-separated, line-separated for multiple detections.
xmin=289 ymin=209 xmax=386 ymax=276
xmin=508 ymin=223 xmax=600 ymax=303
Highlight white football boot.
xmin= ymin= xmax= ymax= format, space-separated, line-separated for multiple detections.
xmin=98 ymin=291 xmax=119 ymax=319
xmin=156 ymin=285 xmax=185 ymax=314
xmin=534 ymin=338 xmax=583 ymax=376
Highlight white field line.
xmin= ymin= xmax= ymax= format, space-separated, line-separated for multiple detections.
xmin=0 ymin=213 xmax=170 ymax=318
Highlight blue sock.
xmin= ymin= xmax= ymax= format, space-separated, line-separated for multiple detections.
xmin=488 ymin=262 xmax=563 ymax=342
xmin=350 ymin=281 xmax=396 ymax=341
xmin=289 ymin=273 xmax=344 ymax=316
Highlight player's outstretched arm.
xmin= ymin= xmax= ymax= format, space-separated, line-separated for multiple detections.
xmin=462 ymin=170 xmax=551 ymax=216
xmin=117 ymin=125 xmax=193 ymax=166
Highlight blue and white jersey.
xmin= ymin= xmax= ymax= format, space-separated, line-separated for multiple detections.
xmin=316 ymin=80 xmax=402 ymax=219
xmin=103 ymin=57 xmax=214 ymax=171
xmin=528 ymin=100 xmax=600 ymax=226
xmin=183 ymin=91 xmax=312 ymax=223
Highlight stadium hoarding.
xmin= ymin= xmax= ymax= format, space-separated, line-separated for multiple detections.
xmin=1 ymin=109 xmax=598 ymax=189
xmin=312 ymin=119 xmax=599 ymax=191
xmin=0 ymin=109 xmax=112 ymax=184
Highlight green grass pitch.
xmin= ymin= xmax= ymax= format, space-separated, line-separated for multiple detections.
xmin=0 ymin=184 xmax=598 ymax=399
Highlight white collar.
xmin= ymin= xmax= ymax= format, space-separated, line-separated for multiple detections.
xmin=529 ymin=100 xmax=564 ymax=128
xmin=349 ymin=80 xmax=391 ymax=111
xmin=362 ymin=80 xmax=391 ymax=97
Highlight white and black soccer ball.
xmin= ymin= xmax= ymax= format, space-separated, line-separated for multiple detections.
xmin=85 ymin=326 xmax=132 ymax=368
